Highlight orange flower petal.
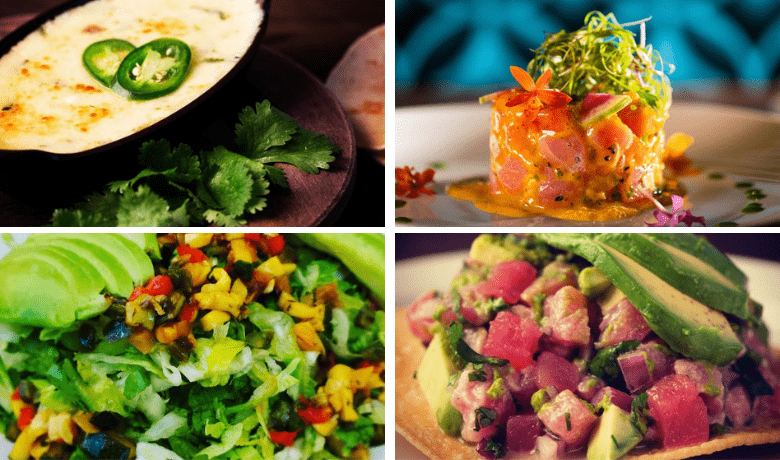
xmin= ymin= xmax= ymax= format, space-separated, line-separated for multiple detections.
xmin=537 ymin=90 xmax=572 ymax=107
xmin=510 ymin=66 xmax=536 ymax=92
xmin=506 ymin=92 xmax=534 ymax=107
xmin=395 ymin=183 xmax=411 ymax=196
xmin=535 ymin=69 xmax=552 ymax=89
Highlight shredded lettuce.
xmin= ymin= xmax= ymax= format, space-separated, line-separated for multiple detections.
xmin=142 ymin=411 xmax=188 ymax=441
xmin=195 ymin=422 xmax=243 ymax=459
xmin=248 ymin=303 xmax=302 ymax=365
xmin=137 ymin=442 xmax=187 ymax=460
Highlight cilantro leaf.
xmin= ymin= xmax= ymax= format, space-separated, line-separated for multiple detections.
xmin=264 ymin=165 xmax=288 ymax=188
xmin=235 ymin=101 xmax=298 ymax=157
xmin=256 ymin=128 xmax=338 ymax=173
xmin=200 ymin=150 xmax=253 ymax=218
xmin=50 ymin=193 xmax=121 ymax=226
xmin=114 ymin=185 xmax=191 ymax=226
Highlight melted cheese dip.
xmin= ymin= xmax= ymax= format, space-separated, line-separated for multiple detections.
xmin=0 ymin=0 xmax=262 ymax=153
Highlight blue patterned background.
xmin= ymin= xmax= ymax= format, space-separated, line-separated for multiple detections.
xmin=396 ymin=0 xmax=780 ymax=96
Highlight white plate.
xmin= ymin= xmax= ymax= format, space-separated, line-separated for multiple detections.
xmin=395 ymin=249 xmax=780 ymax=459
xmin=395 ymin=102 xmax=780 ymax=226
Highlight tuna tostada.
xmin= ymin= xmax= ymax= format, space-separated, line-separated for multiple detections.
xmin=399 ymin=234 xmax=780 ymax=460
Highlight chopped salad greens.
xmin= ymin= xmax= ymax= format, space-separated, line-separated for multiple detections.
xmin=0 ymin=233 xmax=384 ymax=460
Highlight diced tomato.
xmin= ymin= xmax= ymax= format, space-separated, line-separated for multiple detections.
xmin=17 ymin=406 xmax=35 ymax=430
xmin=647 ymin=374 xmax=709 ymax=449
xmin=297 ymin=397 xmax=332 ymax=424
xmin=11 ymin=389 xmax=20 ymax=401
xmin=482 ymin=311 xmax=542 ymax=371
xmin=176 ymin=245 xmax=208 ymax=263
xmin=244 ymin=234 xmax=285 ymax=256
xmin=269 ymin=430 xmax=299 ymax=446
xmin=477 ymin=260 xmax=537 ymax=304
xmin=129 ymin=275 xmax=174 ymax=301
xmin=179 ymin=303 xmax=198 ymax=323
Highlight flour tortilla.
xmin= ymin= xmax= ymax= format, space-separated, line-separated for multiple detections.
xmin=396 ymin=309 xmax=780 ymax=460
xmin=326 ymin=24 xmax=384 ymax=151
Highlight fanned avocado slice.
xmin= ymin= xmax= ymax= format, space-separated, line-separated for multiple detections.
xmin=534 ymin=234 xmax=743 ymax=366
xmin=593 ymin=234 xmax=750 ymax=319
xmin=118 ymin=233 xmax=162 ymax=261
xmin=0 ymin=246 xmax=108 ymax=327
xmin=19 ymin=238 xmax=134 ymax=296
xmin=27 ymin=234 xmax=153 ymax=288
xmin=644 ymin=234 xmax=747 ymax=288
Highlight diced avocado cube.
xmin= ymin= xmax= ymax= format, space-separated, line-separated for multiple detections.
xmin=587 ymin=404 xmax=642 ymax=460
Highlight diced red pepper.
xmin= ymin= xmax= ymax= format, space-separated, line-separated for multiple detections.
xmin=176 ymin=245 xmax=208 ymax=263
xmin=129 ymin=275 xmax=174 ymax=301
xmin=269 ymin=430 xmax=299 ymax=446
xmin=297 ymin=397 xmax=332 ymax=424
xmin=244 ymin=234 xmax=285 ymax=256
xmin=179 ymin=303 xmax=198 ymax=323
xmin=11 ymin=388 xmax=20 ymax=401
xmin=17 ymin=406 xmax=35 ymax=430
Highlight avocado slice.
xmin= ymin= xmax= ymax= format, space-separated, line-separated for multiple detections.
xmin=586 ymin=404 xmax=642 ymax=460
xmin=27 ymin=234 xmax=153 ymax=288
xmin=644 ymin=234 xmax=747 ymax=288
xmin=533 ymin=234 xmax=743 ymax=366
xmin=417 ymin=332 xmax=463 ymax=436
xmin=593 ymin=234 xmax=749 ymax=319
xmin=0 ymin=246 xmax=108 ymax=327
xmin=118 ymin=233 xmax=162 ymax=261
xmin=20 ymin=238 xmax=134 ymax=297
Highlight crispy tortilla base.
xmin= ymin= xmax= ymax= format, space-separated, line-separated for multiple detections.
xmin=395 ymin=309 xmax=780 ymax=460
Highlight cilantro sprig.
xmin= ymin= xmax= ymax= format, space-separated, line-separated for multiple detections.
xmin=527 ymin=11 xmax=672 ymax=111
xmin=50 ymin=101 xmax=338 ymax=226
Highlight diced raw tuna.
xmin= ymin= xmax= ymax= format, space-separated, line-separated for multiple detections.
xmin=538 ymin=180 xmax=584 ymax=208
xmin=506 ymin=414 xmax=541 ymax=453
xmin=520 ymin=260 xmax=578 ymax=305
xmin=590 ymin=386 xmax=634 ymax=413
xmin=724 ymin=383 xmax=752 ymax=429
xmin=496 ymin=157 xmax=528 ymax=192
xmin=482 ymin=311 xmax=542 ymax=371
xmin=406 ymin=289 xmax=445 ymax=342
xmin=647 ymin=374 xmax=709 ymax=449
xmin=542 ymin=286 xmax=590 ymax=347
xmin=591 ymin=117 xmax=634 ymax=156
xmin=674 ymin=359 xmax=724 ymax=418
xmin=577 ymin=375 xmax=603 ymax=401
xmin=538 ymin=134 xmax=586 ymax=173
xmin=595 ymin=298 xmax=651 ymax=349
xmin=462 ymin=327 xmax=489 ymax=354
xmin=451 ymin=364 xmax=515 ymax=443
xmin=537 ymin=351 xmax=580 ymax=394
xmin=477 ymin=260 xmax=537 ymax=304
xmin=538 ymin=390 xmax=598 ymax=450
xmin=504 ymin=364 xmax=538 ymax=408
xmin=453 ymin=285 xmax=493 ymax=326
xmin=754 ymin=364 xmax=780 ymax=418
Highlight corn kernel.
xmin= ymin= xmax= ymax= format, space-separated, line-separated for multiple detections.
xmin=184 ymin=233 xmax=214 ymax=248
xmin=201 ymin=310 xmax=232 ymax=331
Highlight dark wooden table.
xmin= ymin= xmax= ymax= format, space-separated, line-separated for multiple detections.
xmin=0 ymin=0 xmax=384 ymax=227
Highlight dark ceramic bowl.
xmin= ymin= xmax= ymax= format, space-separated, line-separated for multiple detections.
xmin=0 ymin=0 xmax=270 ymax=161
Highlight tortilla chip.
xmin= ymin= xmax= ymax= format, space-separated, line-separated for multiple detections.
xmin=326 ymin=24 xmax=385 ymax=151
xmin=395 ymin=309 xmax=780 ymax=460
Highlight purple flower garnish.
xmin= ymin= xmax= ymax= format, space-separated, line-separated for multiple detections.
xmin=645 ymin=194 xmax=705 ymax=227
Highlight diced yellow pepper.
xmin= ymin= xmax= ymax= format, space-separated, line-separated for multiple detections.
xmin=229 ymin=239 xmax=258 ymax=264
xmin=184 ymin=233 xmax=214 ymax=248
xmin=256 ymin=256 xmax=296 ymax=279
xmin=201 ymin=310 xmax=232 ymax=331
xmin=293 ymin=321 xmax=325 ymax=354
xmin=349 ymin=445 xmax=370 ymax=460
xmin=225 ymin=233 xmax=246 ymax=241
xmin=9 ymin=428 xmax=37 ymax=460
xmin=72 ymin=412 xmax=100 ymax=434
xmin=324 ymin=365 xmax=359 ymax=422
xmin=312 ymin=417 xmax=338 ymax=437
xmin=183 ymin=260 xmax=212 ymax=287
xmin=28 ymin=409 xmax=53 ymax=438
xmin=30 ymin=441 xmax=48 ymax=460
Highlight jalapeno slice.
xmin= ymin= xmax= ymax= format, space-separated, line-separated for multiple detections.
xmin=82 ymin=39 xmax=136 ymax=87
xmin=113 ymin=38 xmax=192 ymax=100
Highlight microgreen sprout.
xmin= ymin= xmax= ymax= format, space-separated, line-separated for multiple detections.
xmin=527 ymin=11 xmax=672 ymax=111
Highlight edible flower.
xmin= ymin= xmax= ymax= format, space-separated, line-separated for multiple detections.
xmin=395 ymin=166 xmax=435 ymax=198
xmin=505 ymin=67 xmax=572 ymax=108
xmin=645 ymin=194 xmax=706 ymax=227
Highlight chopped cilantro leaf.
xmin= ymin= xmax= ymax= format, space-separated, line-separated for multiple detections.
xmin=235 ymin=100 xmax=298 ymax=156
xmin=256 ymin=128 xmax=338 ymax=174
